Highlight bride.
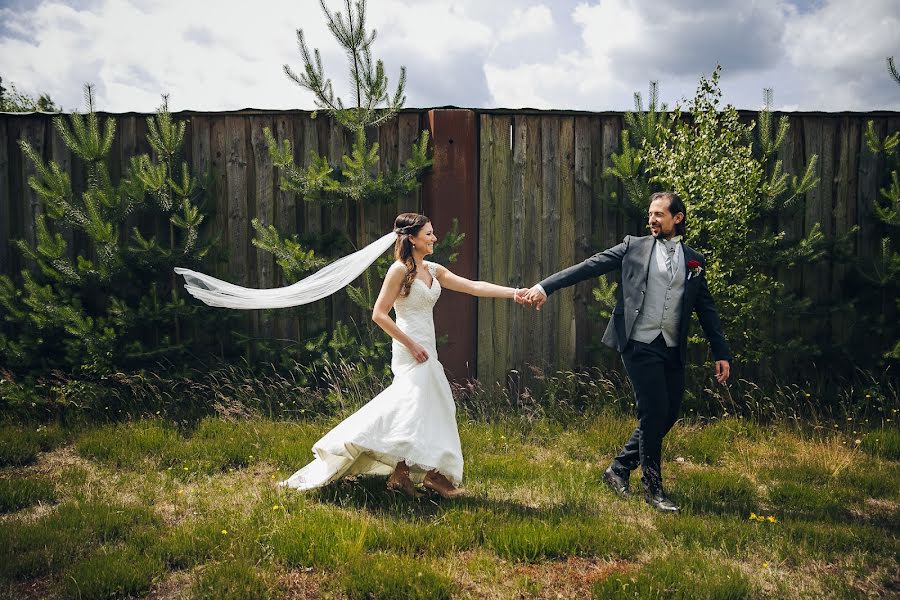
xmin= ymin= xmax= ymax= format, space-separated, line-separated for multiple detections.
xmin=175 ymin=213 xmax=523 ymax=498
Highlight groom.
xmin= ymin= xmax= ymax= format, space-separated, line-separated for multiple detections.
xmin=522 ymin=192 xmax=731 ymax=512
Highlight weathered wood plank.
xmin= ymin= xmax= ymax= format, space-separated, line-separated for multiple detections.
xmin=397 ymin=112 xmax=422 ymax=213
xmin=225 ymin=116 xmax=250 ymax=286
xmin=379 ymin=115 xmax=400 ymax=238
xmin=299 ymin=114 xmax=321 ymax=237
xmin=573 ymin=116 xmax=593 ymax=366
xmin=489 ymin=116 xmax=512 ymax=383
xmin=522 ymin=115 xmax=544 ymax=374
xmin=803 ymin=117 xmax=828 ymax=347
xmin=327 ymin=118 xmax=351 ymax=330
xmin=476 ymin=114 xmax=496 ymax=382
xmin=856 ymin=117 xmax=883 ymax=264
xmin=508 ymin=114 xmax=527 ymax=374
xmin=541 ymin=116 xmax=560 ymax=371
xmin=118 ymin=115 xmax=139 ymax=239
xmin=251 ymin=115 xmax=276 ymax=339
xmin=775 ymin=114 xmax=807 ymax=354
xmin=587 ymin=116 xmax=609 ymax=366
xmin=273 ymin=114 xmax=299 ymax=342
xmin=0 ymin=119 xmax=9 ymax=276
xmin=20 ymin=116 xmax=45 ymax=272
xmin=190 ymin=115 xmax=213 ymax=260
xmin=599 ymin=116 xmax=622 ymax=249
xmin=832 ymin=116 xmax=859 ymax=345
xmin=557 ymin=116 xmax=576 ymax=369
xmin=296 ymin=114 xmax=327 ymax=340
xmin=209 ymin=116 xmax=228 ymax=278
xmin=45 ymin=118 xmax=74 ymax=266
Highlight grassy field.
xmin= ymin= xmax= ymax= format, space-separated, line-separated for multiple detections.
xmin=0 ymin=411 xmax=897 ymax=599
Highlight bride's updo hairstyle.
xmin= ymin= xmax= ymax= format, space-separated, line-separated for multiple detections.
xmin=393 ymin=213 xmax=431 ymax=298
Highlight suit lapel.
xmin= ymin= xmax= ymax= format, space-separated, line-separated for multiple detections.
xmin=682 ymin=243 xmax=691 ymax=283
xmin=636 ymin=236 xmax=654 ymax=281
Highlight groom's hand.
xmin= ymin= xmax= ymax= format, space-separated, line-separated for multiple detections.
xmin=715 ymin=360 xmax=730 ymax=384
xmin=524 ymin=285 xmax=547 ymax=310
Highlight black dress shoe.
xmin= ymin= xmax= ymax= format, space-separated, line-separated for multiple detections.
xmin=602 ymin=467 xmax=632 ymax=498
xmin=645 ymin=488 xmax=680 ymax=512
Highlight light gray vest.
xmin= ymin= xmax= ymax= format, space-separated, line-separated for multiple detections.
xmin=631 ymin=242 xmax=685 ymax=347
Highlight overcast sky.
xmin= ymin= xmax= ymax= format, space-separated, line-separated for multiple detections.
xmin=2 ymin=0 xmax=898 ymax=113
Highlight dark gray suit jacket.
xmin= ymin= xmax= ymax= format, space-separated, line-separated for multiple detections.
xmin=539 ymin=235 xmax=732 ymax=363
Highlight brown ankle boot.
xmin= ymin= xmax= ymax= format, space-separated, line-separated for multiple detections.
xmin=423 ymin=471 xmax=466 ymax=499
xmin=387 ymin=463 xmax=420 ymax=499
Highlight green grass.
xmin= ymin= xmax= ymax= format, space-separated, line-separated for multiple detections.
xmin=0 ymin=423 xmax=67 ymax=466
xmin=0 ymin=476 xmax=56 ymax=513
xmin=671 ymin=469 xmax=758 ymax=515
xmin=342 ymin=553 xmax=453 ymax=599
xmin=767 ymin=481 xmax=853 ymax=521
xmin=152 ymin=517 xmax=234 ymax=569
xmin=666 ymin=419 xmax=765 ymax=465
xmin=1 ymin=415 xmax=897 ymax=598
xmin=0 ymin=500 xmax=161 ymax=581
xmin=268 ymin=506 xmax=369 ymax=569
xmin=592 ymin=551 xmax=751 ymax=599
xmin=483 ymin=514 xmax=643 ymax=561
xmin=62 ymin=547 xmax=163 ymax=600
xmin=860 ymin=427 xmax=900 ymax=460
xmin=191 ymin=559 xmax=276 ymax=600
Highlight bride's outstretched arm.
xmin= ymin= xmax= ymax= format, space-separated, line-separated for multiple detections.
xmin=372 ymin=263 xmax=430 ymax=362
xmin=434 ymin=264 xmax=524 ymax=301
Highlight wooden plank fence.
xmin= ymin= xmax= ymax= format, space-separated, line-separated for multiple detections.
xmin=473 ymin=110 xmax=899 ymax=381
xmin=1 ymin=109 xmax=897 ymax=381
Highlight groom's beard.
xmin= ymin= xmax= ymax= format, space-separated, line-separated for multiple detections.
xmin=652 ymin=226 xmax=676 ymax=240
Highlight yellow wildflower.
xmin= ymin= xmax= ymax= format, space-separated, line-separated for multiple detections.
xmin=221 ymin=529 xmax=228 ymax=535
xmin=766 ymin=516 xmax=777 ymax=523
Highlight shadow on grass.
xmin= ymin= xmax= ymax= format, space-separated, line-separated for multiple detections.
xmin=310 ymin=475 xmax=599 ymax=521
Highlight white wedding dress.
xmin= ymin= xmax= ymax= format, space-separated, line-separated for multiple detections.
xmin=279 ymin=261 xmax=464 ymax=490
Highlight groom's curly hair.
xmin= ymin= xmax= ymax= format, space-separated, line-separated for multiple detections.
xmin=393 ymin=213 xmax=431 ymax=297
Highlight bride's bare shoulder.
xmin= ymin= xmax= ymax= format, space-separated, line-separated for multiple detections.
xmin=385 ymin=261 xmax=408 ymax=279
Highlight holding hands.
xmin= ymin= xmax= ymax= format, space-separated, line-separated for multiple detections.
xmin=515 ymin=285 xmax=547 ymax=310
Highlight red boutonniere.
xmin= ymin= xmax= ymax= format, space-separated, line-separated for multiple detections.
xmin=687 ymin=259 xmax=703 ymax=279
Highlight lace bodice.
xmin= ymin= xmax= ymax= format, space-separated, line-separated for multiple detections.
xmin=393 ymin=261 xmax=440 ymax=351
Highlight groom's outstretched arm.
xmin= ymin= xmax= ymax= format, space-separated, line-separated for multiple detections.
xmin=540 ymin=237 xmax=629 ymax=295
xmin=526 ymin=237 xmax=631 ymax=308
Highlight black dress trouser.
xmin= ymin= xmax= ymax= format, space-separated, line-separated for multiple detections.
xmin=612 ymin=333 xmax=685 ymax=490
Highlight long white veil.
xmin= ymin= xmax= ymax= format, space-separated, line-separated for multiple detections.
xmin=174 ymin=231 xmax=398 ymax=309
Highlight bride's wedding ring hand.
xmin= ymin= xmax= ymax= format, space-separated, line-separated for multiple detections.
xmin=409 ymin=342 xmax=429 ymax=363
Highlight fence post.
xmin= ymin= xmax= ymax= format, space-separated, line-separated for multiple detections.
xmin=423 ymin=109 xmax=478 ymax=381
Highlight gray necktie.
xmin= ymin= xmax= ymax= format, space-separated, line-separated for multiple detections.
xmin=665 ymin=243 xmax=676 ymax=279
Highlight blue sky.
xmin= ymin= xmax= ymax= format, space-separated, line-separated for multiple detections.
xmin=1 ymin=0 xmax=898 ymax=112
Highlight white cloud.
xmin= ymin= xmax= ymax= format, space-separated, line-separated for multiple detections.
xmin=785 ymin=0 xmax=898 ymax=72
xmin=483 ymin=0 xmax=900 ymax=110
xmin=2 ymin=0 xmax=898 ymax=112
xmin=499 ymin=5 xmax=554 ymax=43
